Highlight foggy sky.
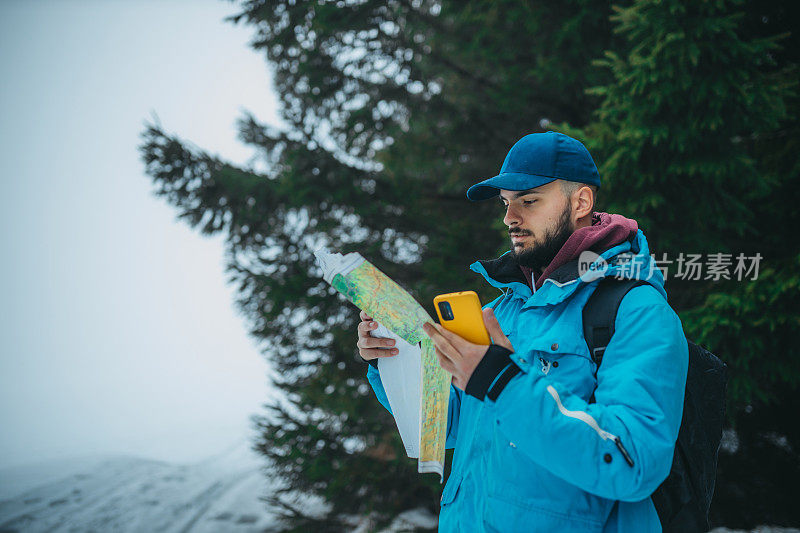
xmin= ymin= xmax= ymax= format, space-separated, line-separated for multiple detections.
xmin=0 ymin=0 xmax=282 ymax=469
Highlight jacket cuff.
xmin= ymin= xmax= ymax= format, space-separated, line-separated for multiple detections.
xmin=465 ymin=345 xmax=515 ymax=400
xmin=487 ymin=364 xmax=521 ymax=401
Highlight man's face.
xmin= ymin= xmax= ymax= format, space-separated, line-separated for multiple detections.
xmin=499 ymin=180 xmax=575 ymax=272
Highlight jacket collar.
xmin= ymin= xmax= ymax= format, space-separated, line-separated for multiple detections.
xmin=471 ymin=253 xmax=584 ymax=291
xmin=469 ymin=252 xmax=532 ymax=298
xmin=476 ymin=253 xmax=527 ymax=285
xmin=469 ymin=231 xmax=650 ymax=307
xmin=470 ymin=230 xmax=667 ymax=308
xmin=548 ymin=259 xmax=581 ymax=284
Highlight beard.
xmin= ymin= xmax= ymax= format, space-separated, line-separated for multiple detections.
xmin=511 ymin=200 xmax=574 ymax=272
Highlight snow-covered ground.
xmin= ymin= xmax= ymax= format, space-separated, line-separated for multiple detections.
xmin=0 ymin=440 xmax=283 ymax=532
xmin=0 ymin=441 xmax=438 ymax=533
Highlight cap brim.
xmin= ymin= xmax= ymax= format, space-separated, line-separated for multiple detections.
xmin=466 ymin=173 xmax=557 ymax=201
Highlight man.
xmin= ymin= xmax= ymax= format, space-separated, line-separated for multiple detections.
xmin=358 ymin=132 xmax=688 ymax=532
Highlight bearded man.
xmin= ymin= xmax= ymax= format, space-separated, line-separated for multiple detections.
xmin=358 ymin=132 xmax=688 ymax=533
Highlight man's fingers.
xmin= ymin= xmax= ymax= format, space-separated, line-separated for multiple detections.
xmin=357 ymin=336 xmax=396 ymax=350
xmin=435 ymin=347 xmax=456 ymax=374
xmin=431 ymin=322 xmax=462 ymax=344
xmin=357 ymin=320 xmax=380 ymax=336
xmin=356 ymin=315 xmax=397 ymax=363
xmin=429 ymin=322 xmax=479 ymax=352
xmin=357 ymin=321 xmax=395 ymax=349
xmin=423 ymin=323 xmax=461 ymax=362
xmin=483 ymin=308 xmax=513 ymax=351
xmin=359 ymin=347 xmax=398 ymax=360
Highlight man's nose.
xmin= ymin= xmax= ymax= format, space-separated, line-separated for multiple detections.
xmin=504 ymin=205 xmax=520 ymax=227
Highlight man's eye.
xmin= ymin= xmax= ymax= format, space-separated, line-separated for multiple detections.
xmin=523 ymin=200 xmax=536 ymax=205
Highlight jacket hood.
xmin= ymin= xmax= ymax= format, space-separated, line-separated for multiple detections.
xmin=470 ymin=215 xmax=667 ymax=306
xmin=524 ymin=211 xmax=639 ymax=290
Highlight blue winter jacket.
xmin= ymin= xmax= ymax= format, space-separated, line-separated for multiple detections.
xmin=367 ymin=229 xmax=688 ymax=532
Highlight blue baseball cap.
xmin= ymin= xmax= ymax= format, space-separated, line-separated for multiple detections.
xmin=466 ymin=132 xmax=601 ymax=201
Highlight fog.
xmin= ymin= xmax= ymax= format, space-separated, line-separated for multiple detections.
xmin=0 ymin=0 xmax=281 ymax=469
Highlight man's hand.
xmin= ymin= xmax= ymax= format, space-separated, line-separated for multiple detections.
xmin=422 ymin=308 xmax=513 ymax=390
xmin=357 ymin=310 xmax=398 ymax=361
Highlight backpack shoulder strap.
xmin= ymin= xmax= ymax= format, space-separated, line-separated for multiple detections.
xmin=583 ymin=277 xmax=650 ymax=368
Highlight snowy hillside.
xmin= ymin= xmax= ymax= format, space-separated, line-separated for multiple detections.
xmin=0 ymin=441 xmax=283 ymax=532
xmin=0 ymin=442 xmax=438 ymax=533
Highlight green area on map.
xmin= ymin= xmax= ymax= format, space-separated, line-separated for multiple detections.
xmin=331 ymin=262 xmax=433 ymax=344
xmin=419 ymin=337 xmax=450 ymax=465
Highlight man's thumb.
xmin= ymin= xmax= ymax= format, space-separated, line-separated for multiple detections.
xmin=482 ymin=308 xmax=512 ymax=351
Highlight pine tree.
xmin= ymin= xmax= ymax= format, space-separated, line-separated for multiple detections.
xmin=140 ymin=1 xmax=617 ymax=529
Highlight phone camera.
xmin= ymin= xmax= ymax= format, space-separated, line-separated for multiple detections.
xmin=438 ymin=301 xmax=455 ymax=321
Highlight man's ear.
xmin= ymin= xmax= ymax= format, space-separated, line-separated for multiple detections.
xmin=573 ymin=186 xmax=594 ymax=221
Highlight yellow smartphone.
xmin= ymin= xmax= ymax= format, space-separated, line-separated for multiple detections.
xmin=433 ymin=291 xmax=491 ymax=345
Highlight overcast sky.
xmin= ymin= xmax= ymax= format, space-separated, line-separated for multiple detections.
xmin=0 ymin=0 xmax=282 ymax=469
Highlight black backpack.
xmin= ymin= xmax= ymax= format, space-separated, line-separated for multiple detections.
xmin=582 ymin=277 xmax=728 ymax=533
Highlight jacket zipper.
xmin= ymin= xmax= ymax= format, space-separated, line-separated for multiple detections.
xmin=546 ymin=385 xmax=635 ymax=467
xmin=539 ymin=357 xmax=551 ymax=375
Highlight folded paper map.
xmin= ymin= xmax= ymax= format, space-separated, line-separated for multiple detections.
xmin=314 ymin=249 xmax=451 ymax=478
xmin=371 ymin=323 xmax=421 ymax=458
